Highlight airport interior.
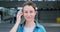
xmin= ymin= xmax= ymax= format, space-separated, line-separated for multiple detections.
xmin=0 ymin=0 xmax=60 ymax=32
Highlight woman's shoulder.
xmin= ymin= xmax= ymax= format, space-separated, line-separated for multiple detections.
xmin=37 ymin=22 xmax=44 ymax=28
xmin=37 ymin=22 xmax=46 ymax=32
xmin=35 ymin=20 xmax=46 ymax=32
xmin=35 ymin=20 xmax=44 ymax=28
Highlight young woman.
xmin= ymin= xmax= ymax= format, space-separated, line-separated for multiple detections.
xmin=10 ymin=1 xmax=46 ymax=32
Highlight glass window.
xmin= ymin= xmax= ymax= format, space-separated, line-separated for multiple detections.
xmin=45 ymin=0 xmax=56 ymax=1
xmin=17 ymin=7 xmax=22 ymax=10
xmin=38 ymin=0 xmax=43 ymax=1
xmin=32 ymin=0 xmax=37 ymax=1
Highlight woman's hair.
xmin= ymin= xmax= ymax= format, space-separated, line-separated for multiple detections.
xmin=22 ymin=1 xmax=36 ymax=11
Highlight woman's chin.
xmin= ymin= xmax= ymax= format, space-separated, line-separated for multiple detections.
xmin=26 ymin=19 xmax=32 ymax=21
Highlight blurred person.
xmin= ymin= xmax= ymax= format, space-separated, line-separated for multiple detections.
xmin=10 ymin=1 xmax=46 ymax=32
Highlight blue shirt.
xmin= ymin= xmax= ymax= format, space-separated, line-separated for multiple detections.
xmin=16 ymin=20 xmax=46 ymax=32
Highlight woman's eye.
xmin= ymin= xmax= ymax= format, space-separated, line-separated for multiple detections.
xmin=25 ymin=11 xmax=28 ymax=13
xmin=30 ymin=11 xmax=33 ymax=13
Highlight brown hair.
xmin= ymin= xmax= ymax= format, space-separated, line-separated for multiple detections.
xmin=22 ymin=1 xmax=36 ymax=11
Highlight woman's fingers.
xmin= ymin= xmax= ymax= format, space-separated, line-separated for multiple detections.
xmin=17 ymin=10 xmax=23 ymax=18
xmin=16 ymin=10 xmax=23 ymax=24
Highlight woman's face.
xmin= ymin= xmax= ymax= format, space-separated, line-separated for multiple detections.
xmin=23 ymin=5 xmax=36 ymax=21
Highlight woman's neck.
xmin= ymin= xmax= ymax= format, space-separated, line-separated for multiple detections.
xmin=25 ymin=19 xmax=36 ymax=28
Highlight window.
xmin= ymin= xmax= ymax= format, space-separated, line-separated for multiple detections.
xmin=38 ymin=0 xmax=43 ymax=1
xmin=45 ymin=0 xmax=56 ymax=1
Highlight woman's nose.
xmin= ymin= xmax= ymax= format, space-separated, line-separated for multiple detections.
xmin=27 ymin=12 xmax=31 ymax=16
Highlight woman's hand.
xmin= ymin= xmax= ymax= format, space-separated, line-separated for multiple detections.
xmin=10 ymin=10 xmax=23 ymax=32
xmin=16 ymin=10 xmax=23 ymax=24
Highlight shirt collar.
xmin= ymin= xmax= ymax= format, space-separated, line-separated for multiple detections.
xmin=21 ymin=20 xmax=40 ymax=28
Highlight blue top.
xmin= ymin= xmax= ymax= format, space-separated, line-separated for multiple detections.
xmin=16 ymin=20 xmax=46 ymax=32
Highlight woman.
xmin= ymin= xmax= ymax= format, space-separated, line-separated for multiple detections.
xmin=10 ymin=1 xmax=46 ymax=32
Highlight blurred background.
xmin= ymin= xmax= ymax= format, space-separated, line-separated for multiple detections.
xmin=0 ymin=0 xmax=60 ymax=32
